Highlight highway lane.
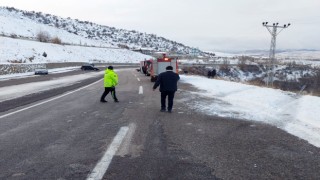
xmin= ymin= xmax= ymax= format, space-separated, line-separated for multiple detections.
xmin=0 ymin=69 xmax=85 ymax=88
xmin=0 ymin=69 xmax=319 ymax=179
xmin=0 ymin=69 xmax=141 ymax=179
xmin=0 ymin=66 xmax=137 ymax=113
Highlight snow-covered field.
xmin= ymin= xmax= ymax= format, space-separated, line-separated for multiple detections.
xmin=277 ymin=51 xmax=320 ymax=60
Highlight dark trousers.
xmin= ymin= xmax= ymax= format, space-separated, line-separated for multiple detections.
xmin=100 ymin=87 xmax=118 ymax=101
xmin=161 ymin=91 xmax=175 ymax=111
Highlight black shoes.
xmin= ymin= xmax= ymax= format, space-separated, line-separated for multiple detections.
xmin=101 ymin=100 xmax=119 ymax=103
xmin=160 ymin=109 xmax=172 ymax=113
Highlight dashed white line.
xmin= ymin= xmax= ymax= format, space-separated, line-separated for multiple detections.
xmin=86 ymin=126 xmax=129 ymax=180
xmin=116 ymin=123 xmax=136 ymax=156
xmin=139 ymin=86 xmax=143 ymax=94
xmin=137 ymin=78 xmax=140 ymax=82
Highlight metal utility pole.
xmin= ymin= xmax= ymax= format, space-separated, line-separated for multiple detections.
xmin=262 ymin=22 xmax=291 ymax=87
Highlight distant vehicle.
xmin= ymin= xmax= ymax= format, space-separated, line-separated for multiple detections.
xmin=144 ymin=54 xmax=179 ymax=82
xmin=34 ymin=68 xmax=48 ymax=75
xmin=81 ymin=65 xmax=99 ymax=71
xmin=139 ymin=59 xmax=152 ymax=76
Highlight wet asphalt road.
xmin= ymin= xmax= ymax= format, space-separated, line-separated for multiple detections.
xmin=0 ymin=68 xmax=319 ymax=180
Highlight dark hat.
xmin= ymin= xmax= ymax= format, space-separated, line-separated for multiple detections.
xmin=108 ymin=66 xmax=113 ymax=70
xmin=166 ymin=66 xmax=173 ymax=70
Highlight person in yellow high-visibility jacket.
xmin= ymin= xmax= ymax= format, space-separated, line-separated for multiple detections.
xmin=100 ymin=66 xmax=119 ymax=102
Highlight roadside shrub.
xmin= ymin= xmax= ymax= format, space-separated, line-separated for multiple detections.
xmin=248 ymin=78 xmax=265 ymax=87
xmin=29 ymin=56 xmax=35 ymax=62
xmin=51 ymin=36 xmax=62 ymax=44
xmin=10 ymin=33 xmax=18 ymax=38
xmin=183 ymin=66 xmax=207 ymax=76
xmin=8 ymin=59 xmax=23 ymax=63
xmin=37 ymin=31 xmax=50 ymax=42
xmin=220 ymin=59 xmax=230 ymax=71
xmin=238 ymin=56 xmax=247 ymax=71
xmin=310 ymin=69 xmax=320 ymax=95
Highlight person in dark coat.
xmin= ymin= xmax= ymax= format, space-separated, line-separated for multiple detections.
xmin=207 ymin=70 xmax=212 ymax=78
xmin=207 ymin=69 xmax=217 ymax=78
xmin=211 ymin=69 xmax=216 ymax=78
xmin=153 ymin=66 xmax=180 ymax=113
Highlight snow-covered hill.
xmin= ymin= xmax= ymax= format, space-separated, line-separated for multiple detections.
xmin=0 ymin=6 xmax=206 ymax=56
xmin=0 ymin=8 xmax=112 ymax=47
xmin=0 ymin=7 xmax=154 ymax=64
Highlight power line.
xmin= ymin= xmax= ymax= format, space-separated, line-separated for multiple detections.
xmin=262 ymin=22 xmax=291 ymax=87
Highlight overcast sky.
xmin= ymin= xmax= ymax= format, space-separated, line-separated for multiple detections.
xmin=1 ymin=0 xmax=320 ymax=52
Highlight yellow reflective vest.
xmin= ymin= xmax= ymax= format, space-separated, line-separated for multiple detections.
xmin=103 ymin=69 xmax=118 ymax=87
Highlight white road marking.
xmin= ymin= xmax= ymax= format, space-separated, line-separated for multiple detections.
xmin=116 ymin=123 xmax=136 ymax=157
xmin=0 ymin=79 xmax=102 ymax=119
xmin=137 ymin=78 xmax=140 ymax=82
xmin=87 ymin=126 xmax=129 ymax=180
xmin=139 ymin=86 xmax=143 ymax=94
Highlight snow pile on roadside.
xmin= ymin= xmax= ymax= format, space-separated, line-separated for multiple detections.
xmin=180 ymin=75 xmax=320 ymax=147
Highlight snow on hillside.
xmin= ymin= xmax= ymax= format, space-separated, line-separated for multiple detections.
xmin=0 ymin=7 xmax=204 ymax=55
xmin=0 ymin=8 xmax=112 ymax=47
xmin=0 ymin=36 xmax=152 ymax=63
xmin=0 ymin=7 xmax=153 ymax=64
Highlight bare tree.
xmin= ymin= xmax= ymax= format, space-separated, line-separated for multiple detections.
xmin=37 ymin=31 xmax=50 ymax=42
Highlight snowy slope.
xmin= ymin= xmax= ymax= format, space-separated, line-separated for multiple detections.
xmin=0 ymin=7 xmax=153 ymax=64
xmin=0 ymin=36 xmax=152 ymax=63
xmin=0 ymin=7 xmax=204 ymax=56
xmin=0 ymin=8 xmax=112 ymax=47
